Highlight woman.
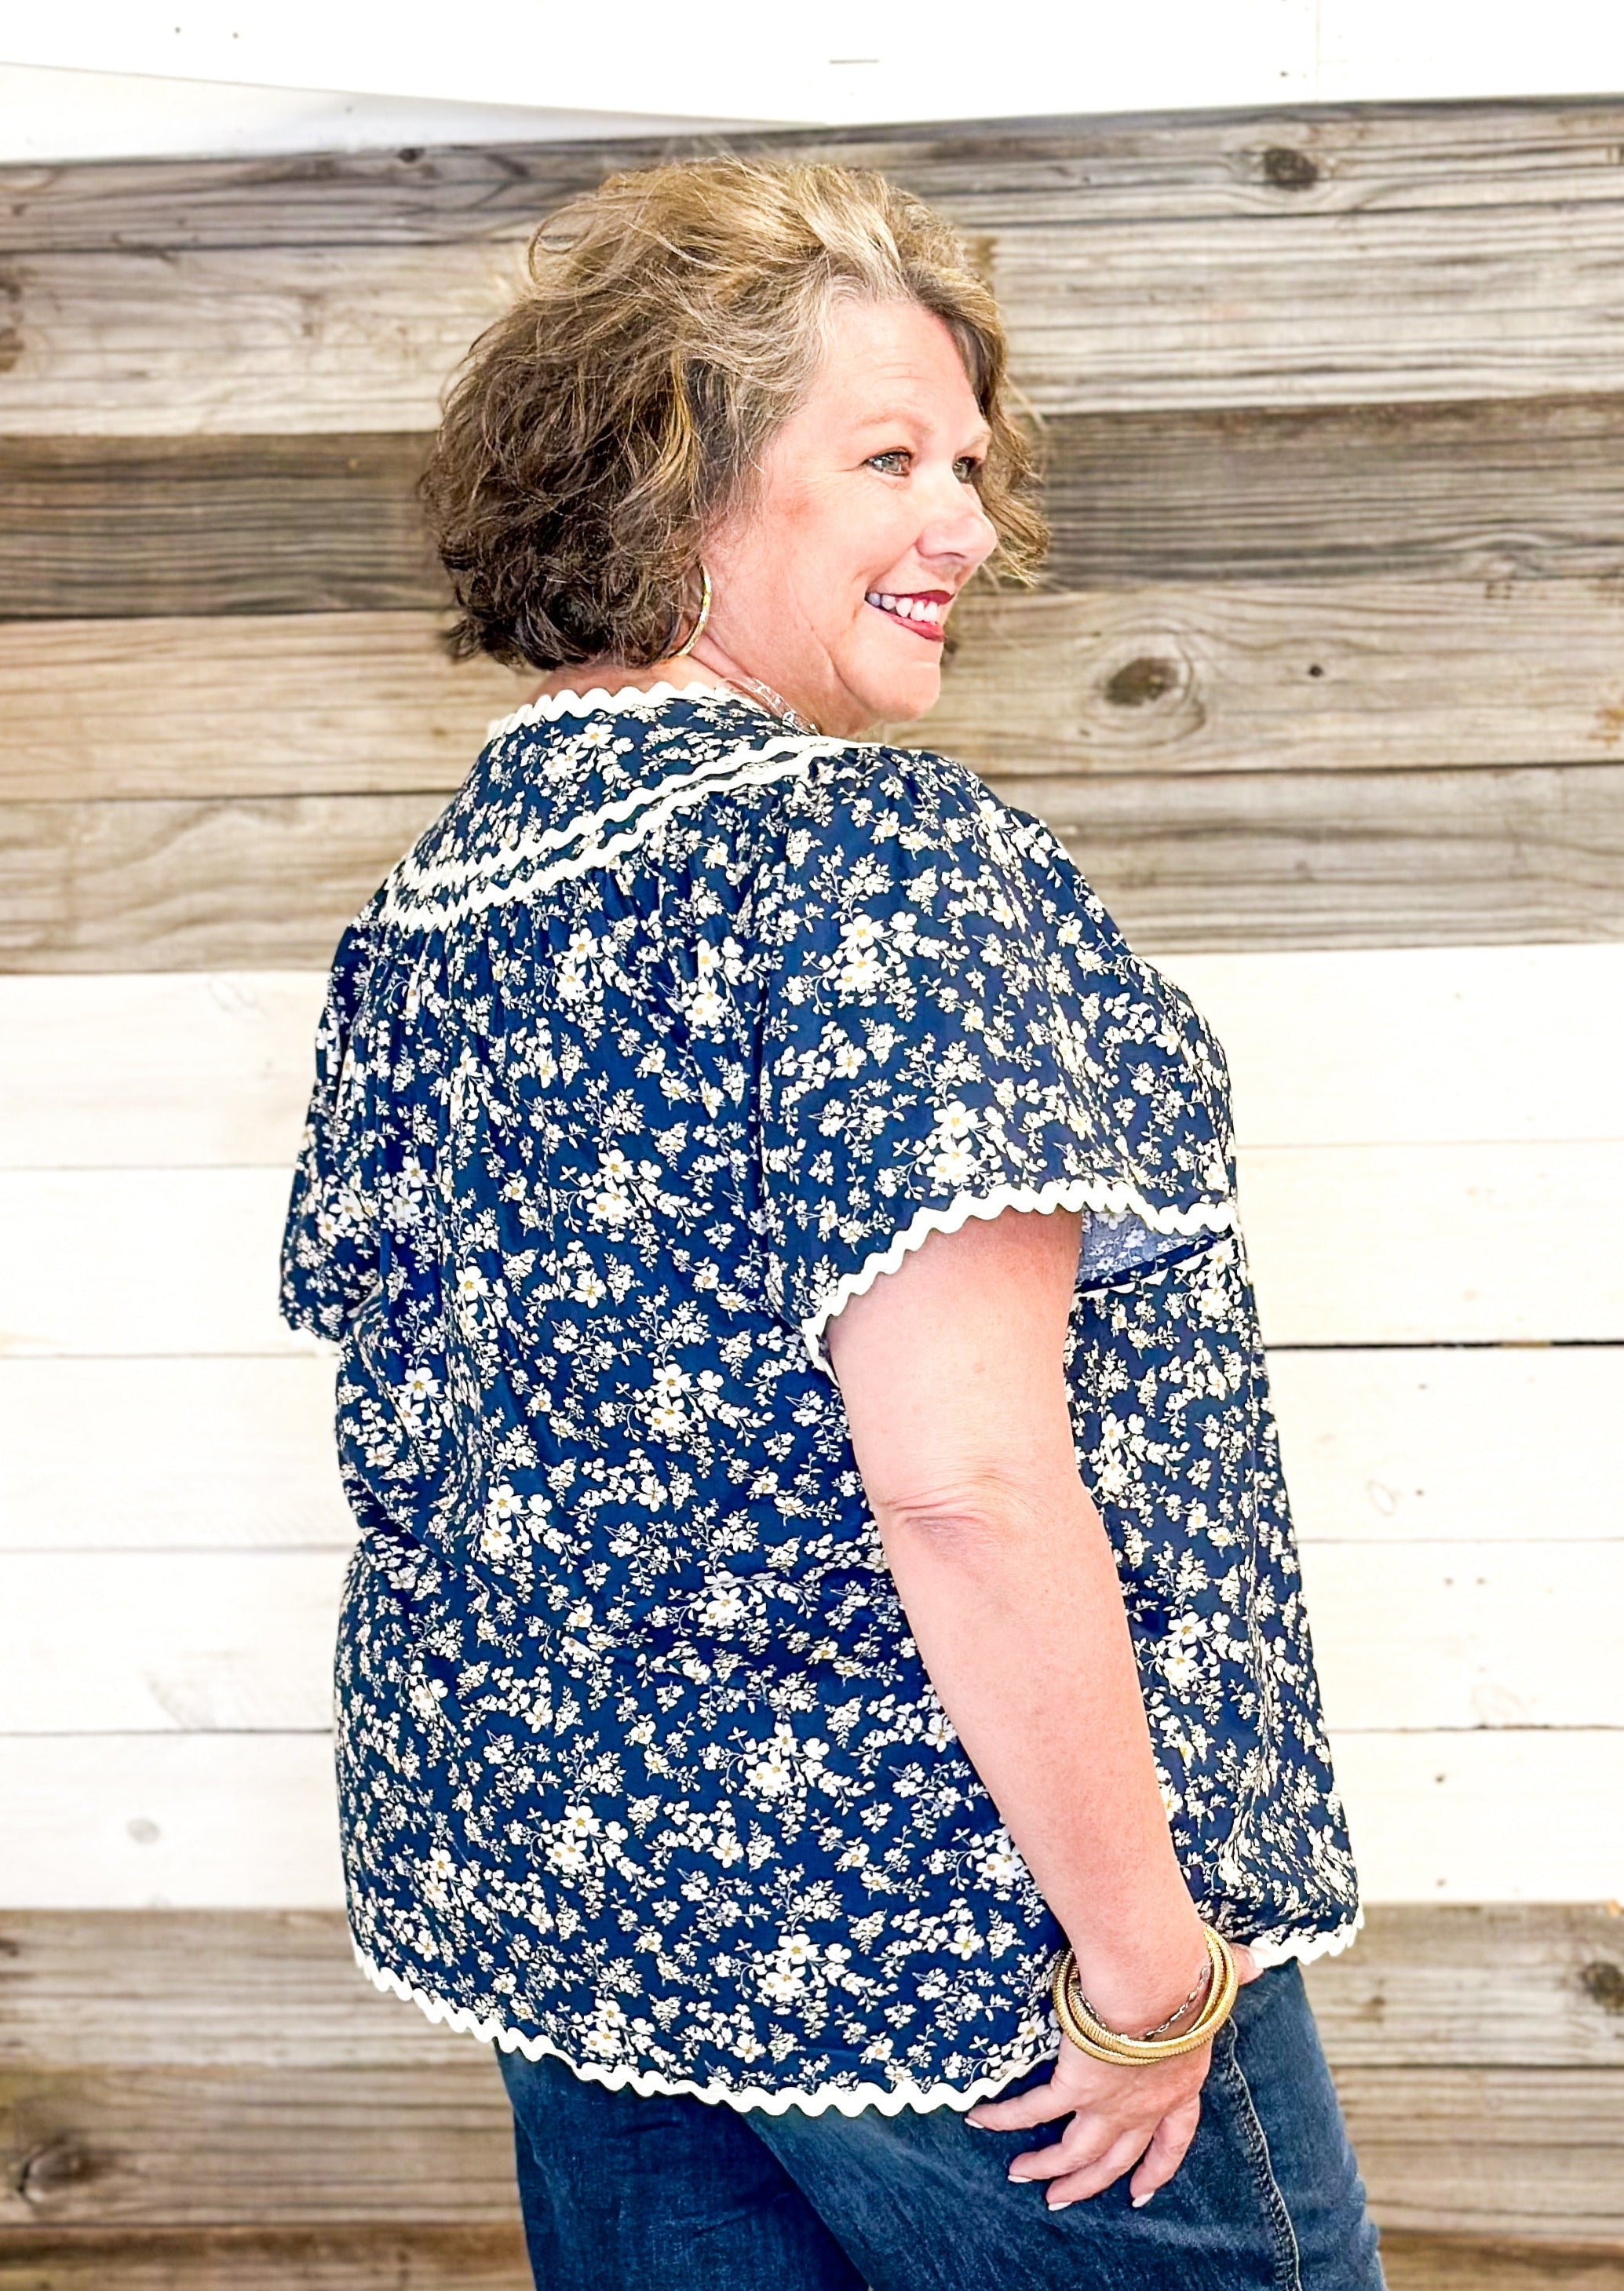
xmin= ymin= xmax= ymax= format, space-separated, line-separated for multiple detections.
xmin=281 ymin=159 xmax=1380 ymax=2289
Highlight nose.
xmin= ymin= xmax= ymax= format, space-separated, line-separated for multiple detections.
xmin=917 ymin=472 xmax=999 ymax=578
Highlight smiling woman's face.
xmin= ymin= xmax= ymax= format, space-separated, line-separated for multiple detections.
xmin=694 ymin=297 xmax=1001 ymax=738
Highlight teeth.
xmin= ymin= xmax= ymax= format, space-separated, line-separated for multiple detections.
xmin=866 ymin=592 xmax=943 ymax=624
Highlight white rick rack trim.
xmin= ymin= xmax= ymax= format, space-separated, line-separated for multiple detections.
xmin=798 ymin=1176 xmax=1238 ymax=1377
xmin=484 ymin=679 xmax=740 ymax=738
xmin=356 ymin=1915 xmax=1363 ymax=2110
xmin=354 ymin=1945 xmax=1059 ymax=2117
xmin=380 ymin=731 xmax=851 ymax=932
xmin=1246 ymin=1908 xmax=1364 ymax=1972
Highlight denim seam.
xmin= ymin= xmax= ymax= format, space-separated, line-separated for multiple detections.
xmin=1215 ymin=2024 xmax=1304 ymax=2291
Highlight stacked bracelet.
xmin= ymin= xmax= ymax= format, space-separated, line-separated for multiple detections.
xmin=1051 ymin=1925 xmax=1239 ymax=2064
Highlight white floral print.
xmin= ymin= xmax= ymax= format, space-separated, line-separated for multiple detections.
xmin=279 ymin=688 xmax=1358 ymax=2117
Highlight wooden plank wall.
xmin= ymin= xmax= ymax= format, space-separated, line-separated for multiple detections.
xmin=3 ymin=101 xmax=1623 ymax=2287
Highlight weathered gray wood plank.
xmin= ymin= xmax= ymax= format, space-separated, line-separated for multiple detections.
xmin=1 ymin=2064 xmax=517 ymax=2227
xmin=7 ymin=1906 xmax=1620 ymax=2074
xmin=0 ymin=2226 xmax=531 ymax=2290
xmin=1380 ymin=2239 xmax=1624 ymax=2289
xmin=0 ymin=792 xmax=440 ymax=972
xmin=0 ymin=436 xmax=443 ymax=619
xmin=7 ymin=101 xmax=1624 ymax=254
xmin=0 ymin=2229 xmax=1617 ymax=2291
xmin=12 ymin=575 xmax=1624 ymax=805
xmin=0 ymin=612 xmax=525 ymax=802
xmin=2 ymin=1910 xmax=1621 ymax=2245
xmin=13 ymin=397 xmax=1624 ymax=624
xmin=927 ymin=580 xmax=1624 ymax=778
xmin=1038 ymin=395 xmax=1624 ymax=589
xmin=13 ymin=109 xmax=1624 ymax=426
xmin=6 ymin=759 xmax=1624 ymax=971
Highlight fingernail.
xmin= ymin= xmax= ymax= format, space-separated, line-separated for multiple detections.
xmin=1048 ymin=2200 xmax=1074 ymax=2213
xmin=1132 ymin=2193 xmax=1154 ymax=2210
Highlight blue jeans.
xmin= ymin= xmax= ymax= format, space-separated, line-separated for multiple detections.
xmin=498 ymin=1961 xmax=1384 ymax=2289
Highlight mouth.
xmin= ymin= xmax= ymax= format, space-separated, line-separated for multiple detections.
xmin=864 ymin=589 xmax=951 ymax=646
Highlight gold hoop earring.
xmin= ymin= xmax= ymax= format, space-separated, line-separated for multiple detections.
xmin=668 ymin=564 xmax=713 ymax=658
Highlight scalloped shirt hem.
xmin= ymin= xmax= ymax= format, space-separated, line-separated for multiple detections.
xmin=355 ymin=1912 xmax=1363 ymax=2117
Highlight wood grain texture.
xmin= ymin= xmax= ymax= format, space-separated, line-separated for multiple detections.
xmin=16 ymin=397 xmax=1624 ymax=625
xmin=2 ymin=1906 xmax=1622 ymax=2249
xmin=0 ymin=243 xmax=524 ymax=437
xmin=5 ymin=1730 xmax=1619 ymax=1908
xmin=1038 ymin=395 xmax=1624 ymax=589
xmin=8 ymin=950 xmax=1622 ymax=1169
xmin=1331 ymin=2067 xmax=1624 ymax=2242
xmin=18 ymin=577 xmax=1624 ymax=804
xmin=1379 ymin=2237 xmax=1624 ymax=2288
xmin=9 ymin=1539 xmax=1615 ymax=1738
xmin=0 ymin=2226 xmax=531 ymax=2291
xmin=3 ymin=1904 xmax=1617 ymax=2074
xmin=1 ymin=2065 xmax=516 ymax=2227
xmin=13 ymin=104 xmax=1624 ymax=254
xmin=924 ymin=580 xmax=1624 ymax=779
xmin=10 ymin=759 xmax=1624 ymax=972
xmin=3 ymin=2228 xmax=1619 ymax=2291
xmin=0 ymin=436 xmax=444 ymax=619
xmin=0 ymin=1356 xmax=349 ymax=1553
xmin=13 ymin=108 xmax=1624 ymax=427
xmin=0 ymin=611 xmax=526 ymax=802
xmin=0 ymin=790 xmax=441 ymax=972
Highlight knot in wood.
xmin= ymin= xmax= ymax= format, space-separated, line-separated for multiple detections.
xmin=1262 ymin=146 xmax=1319 ymax=192
xmin=1104 ymin=655 xmax=1180 ymax=709
xmin=1580 ymin=1959 xmax=1624 ymax=2016
xmin=14 ymin=2136 xmax=96 ymax=2208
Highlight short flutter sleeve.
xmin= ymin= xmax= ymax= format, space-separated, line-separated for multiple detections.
xmin=751 ymin=746 xmax=1237 ymax=1377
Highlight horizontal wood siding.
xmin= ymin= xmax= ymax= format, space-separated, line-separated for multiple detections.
xmin=4 ymin=1907 xmax=1623 ymax=2262
xmin=5 ymin=100 xmax=1622 ymax=2278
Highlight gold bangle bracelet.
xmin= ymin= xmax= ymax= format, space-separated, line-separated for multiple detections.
xmin=1050 ymin=1925 xmax=1239 ymax=2065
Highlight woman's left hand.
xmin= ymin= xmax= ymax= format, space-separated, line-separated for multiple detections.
xmin=965 ymin=1943 xmax=1260 ymax=2209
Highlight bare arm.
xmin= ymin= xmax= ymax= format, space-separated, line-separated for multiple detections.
xmin=824 ymin=1205 xmax=1255 ymax=2205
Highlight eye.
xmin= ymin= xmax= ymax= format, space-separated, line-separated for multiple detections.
xmin=953 ymin=454 xmax=985 ymax=483
xmin=866 ymin=450 xmax=911 ymax=476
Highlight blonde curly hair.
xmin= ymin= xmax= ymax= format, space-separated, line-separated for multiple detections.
xmin=422 ymin=155 xmax=1047 ymax=671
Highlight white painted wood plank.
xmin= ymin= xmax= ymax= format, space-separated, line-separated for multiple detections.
xmin=8 ymin=948 xmax=1621 ymax=1169
xmin=8 ymin=1143 xmax=1623 ymax=1355
xmin=7 ymin=1348 xmax=1615 ymax=1555
xmin=0 ymin=1355 xmax=351 ymax=1552
xmin=1161 ymin=945 xmax=1624 ymax=1148
xmin=6 ymin=1540 xmax=1615 ymax=1737
xmin=4 ymin=1726 xmax=1614 ymax=1908
xmin=1271 ymin=1346 xmax=1624 ymax=1545
xmin=2 ymin=971 xmax=324 ymax=1169
xmin=0 ymin=1733 xmax=345 ymax=1908
xmin=1 ymin=1550 xmax=348 ymax=1732
xmin=0 ymin=1169 xmax=319 ymax=1356
xmin=1330 ymin=1729 xmax=1624 ymax=1904
xmin=1243 ymin=1140 xmax=1624 ymax=1346
xmin=1301 ymin=1541 xmax=1624 ymax=1734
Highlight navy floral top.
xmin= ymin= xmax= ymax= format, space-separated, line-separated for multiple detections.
xmin=279 ymin=683 xmax=1359 ymax=2117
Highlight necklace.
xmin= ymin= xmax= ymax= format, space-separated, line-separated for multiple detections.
xmin=720 ymin=669 xmax=821 ymax=737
